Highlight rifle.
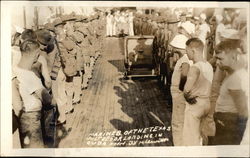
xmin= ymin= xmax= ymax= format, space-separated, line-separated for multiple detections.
xmin=167 ymin=20 xmax=180 ymax=25
xmin=54 ymin=36 xmax=66 ymax=69
xmin=50 ymin=37 xmax=65 ymax=80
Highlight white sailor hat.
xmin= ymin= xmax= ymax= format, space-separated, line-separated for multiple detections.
xmin=194 ymin=16 xmax=199 ymax=21
xmin=170 ymin=34 xmax=188 ymax=49
xmin=221 ymin=29 xmax=240 ymax=40
xmin=186 ymin=13 xmax=193 ymax=18
xmin=235 ymin=9 xmax=240 ymax=14
xmin=200 ymin=13 xmax=206 ymax=20
xmin=15 ymin=26 xmax=24 ymax=34
xmin=215 ymin=14 xmax=223 ymax=23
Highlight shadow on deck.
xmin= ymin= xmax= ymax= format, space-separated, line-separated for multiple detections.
xmin=110 ymin=77 xmax=173 ymax=147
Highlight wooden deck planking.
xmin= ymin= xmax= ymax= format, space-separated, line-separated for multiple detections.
xmin=100 ymin=73 xmax=110 ymax=132
xmin=58 ymin=37 xmax=173 ymax=148
xmin=80 ymin=63 xmax=104 ymax=147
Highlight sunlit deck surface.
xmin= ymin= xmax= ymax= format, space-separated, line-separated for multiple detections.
xmin=57 ymin=37 xmax=173 ymax=148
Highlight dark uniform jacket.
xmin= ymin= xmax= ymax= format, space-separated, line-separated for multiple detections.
xmin=58 ymin=38 xmax=78 ymax=77
xmin=68 ymin=31 xmax=86 ymax=72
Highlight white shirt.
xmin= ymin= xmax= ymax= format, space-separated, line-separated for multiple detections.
xmin=14 ymin=67 xmax=44 ymax=112
xmin=119 ymin=15 xmax=126 ymax=23
xmin=114 ymin=15 xmax=120 ymax=24
xmin=178 ymin=21 xmax=195 ymax=35
xmin=106 ymin=14 xmax=113 ymax=24
xmin=215 ymin=23 xmax=225 ymax=45
xmin=198 ymin=23 xmax=211 ymax=45
xmin=171 ymin=54 xmax=193 ymax=95
xmin=128 ymin=16 xmax=134 ymax=24
xmin=216 ymin=68 xmax=248 ymax=113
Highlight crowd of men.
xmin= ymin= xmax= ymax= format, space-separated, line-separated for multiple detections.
xmin=133 ymin=9 xmax=248 ymax=146
xmin=11 ymin=7 xmax=248 ymax=148
xmin=106 ymin=10 xmax=135 ymax=37
xmin=108 ymin=8 xmax=248 ymax=146
xmin=12 ymin=11 xmax=105 ymax=148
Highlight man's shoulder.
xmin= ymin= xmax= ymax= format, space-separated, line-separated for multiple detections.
xmin=179 ymin=54 xmax=191 ymax=63
xmin=60 ymin=38 xmax=75 ymax=51
xmin=217 ymin=23 xmax=225 ymax=30
xmin=14 ymin=66 xmax=29 ymax=74
xmin=38 ymin=54 xmax=47 ymax=63
xmin=201 ymin=23 xmax=210 ymax=30
xmin=15 ymin=67 xmax=40 ymax=81
xmin=174 ymin=55 xmax=191 ymax=69
xmin=12 ymin=46 xmax=20 ymax=52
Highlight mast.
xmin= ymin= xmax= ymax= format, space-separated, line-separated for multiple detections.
xmin=23 ymin=6 xmax=26 ymax=29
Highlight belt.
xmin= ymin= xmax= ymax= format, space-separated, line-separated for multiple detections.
xmin=214 ymin=112 xmax=248 ymax=124
xmin=215 ymin=112 xmax=238 ymax=116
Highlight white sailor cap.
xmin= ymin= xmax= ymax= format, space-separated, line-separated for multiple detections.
xmin=215 ymin=14 xmax=223 ymax=23
xmin=194 ymin=16 xmax=199 ymax=21
xmin=170 ymin=34 xmax=188 ymax=49
xmin=200 ymin=13 xmax=206 ymax=20
xmin=235 ymin=9 xmax=240 ymax=14
xmin=221 ymin=29 xmax=240 ymax=40
xmin=15 ymin=26 xmax=24 ymax=34
xmin=186 ymin=13 xmax=193 ymax=18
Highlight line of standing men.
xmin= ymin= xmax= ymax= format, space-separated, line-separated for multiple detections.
xmin=12 ymin=12 xmax=106 ymax=148
xmin=132 ymin=12 xmax=181 ymax=105
xmin=130 ymin=10 xmax=248 ymax=146
xmin=168 ymin=13 xmax=248 ymax=146
xmin=106 ymin=10 xmax=134 ymax=37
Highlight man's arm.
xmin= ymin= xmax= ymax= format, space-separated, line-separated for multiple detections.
xmin=12 ymin=78 xmax=23 ymax=117
xmin=183 ymin=66 xmax=200 ymax=104
xmin=209 ymin=66 xmax=226 ymax=115
xmin=38 ymin=55 xmax=52 ymax=89
xmin=179 ymin=62 xmax=190 ymax=91
xmin=181 ymin=62 xmax=190 ymax=77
